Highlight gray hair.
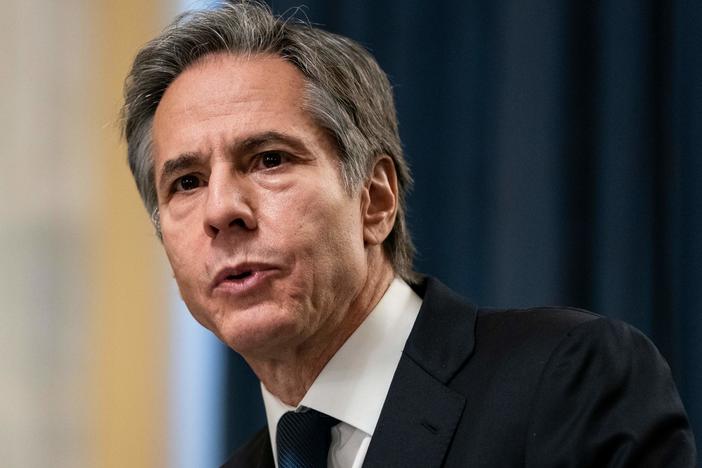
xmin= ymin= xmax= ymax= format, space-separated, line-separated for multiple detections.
xmin=121 ymin=0 xmax=416 ymax=281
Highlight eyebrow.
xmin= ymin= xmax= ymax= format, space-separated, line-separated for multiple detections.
xmin=157 ymin=131 xmax=312 ymax=192
xmin=158 ymin=153 xmax=201 ymax=193
xmin=236 ymin=131 xmax=309 ymax=156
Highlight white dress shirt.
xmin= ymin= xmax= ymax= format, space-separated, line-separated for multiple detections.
xmin=261 ymin=278 xmax=422 ymax=467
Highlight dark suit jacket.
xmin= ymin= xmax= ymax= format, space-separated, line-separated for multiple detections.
xmin=223 ymin=277 xmax=697 ymax=467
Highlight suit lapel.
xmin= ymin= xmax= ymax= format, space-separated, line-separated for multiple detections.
xmin=255 ymin=437 xmax=274 ymax=468
xmin=363 ymin=278 xmax=477 ymax=468
xmin=220 ymin=427 xmax=275 ymax=468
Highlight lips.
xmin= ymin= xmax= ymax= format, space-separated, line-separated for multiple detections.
xmin=211 ymin=263 xmax=280 ymax=295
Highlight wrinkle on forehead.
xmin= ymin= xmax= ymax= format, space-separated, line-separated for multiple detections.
xmin=155 ymin=53 xmax=303 ymax=122
xmin=151 ymin=53 xmax=311 ymax=163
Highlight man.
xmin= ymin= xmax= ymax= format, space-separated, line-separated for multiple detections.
xmin=121 ymin=1 xmax=696 ymax=466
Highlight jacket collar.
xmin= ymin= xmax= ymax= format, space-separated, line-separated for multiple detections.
xmin=405 ymin=277 xmax=477 ymax=383
xmin=363 ymin=277 xmax=477 ymax=467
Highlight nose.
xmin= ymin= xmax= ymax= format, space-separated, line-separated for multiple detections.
xmin=203 ymin=170 xmax=257 ymax=238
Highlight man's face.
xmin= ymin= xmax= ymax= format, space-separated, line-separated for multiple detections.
xmin=152 ymin=54 xmax=370 ymax=358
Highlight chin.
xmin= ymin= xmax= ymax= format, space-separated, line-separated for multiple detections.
xmin=211 ymin=304 xmax=303 ymax=356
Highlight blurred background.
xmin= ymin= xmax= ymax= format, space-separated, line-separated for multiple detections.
xmin=2 ymin=0 xmax=699 ymax=466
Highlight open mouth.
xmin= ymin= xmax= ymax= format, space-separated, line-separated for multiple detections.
xmin=226 ymin=271 xmax=253 ymax=281
xmin=212 ymin=264 xmax=278 ymax=293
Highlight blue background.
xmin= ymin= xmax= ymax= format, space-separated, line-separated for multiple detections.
xmin=217 ymin=0 xmax=702 ymax=457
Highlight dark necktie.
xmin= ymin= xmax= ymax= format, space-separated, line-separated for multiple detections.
xmin=276 ymin=408 xmax=339 ymax=468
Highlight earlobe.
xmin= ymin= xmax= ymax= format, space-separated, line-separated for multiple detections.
xmin=362 ymin=155 xmax=398 ymax=246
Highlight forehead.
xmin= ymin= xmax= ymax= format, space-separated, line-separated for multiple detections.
xmin=158 ymin=52 xmax=306 ymax=110
xmin=151 ymin=53 xmax=320 ymax=160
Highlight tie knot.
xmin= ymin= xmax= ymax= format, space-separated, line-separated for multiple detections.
xmin=276 ymin=408 xmax=339 ymax=467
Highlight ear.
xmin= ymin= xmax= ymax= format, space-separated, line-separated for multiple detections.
xmin=362 ymin=155 xmax=398 ymax=246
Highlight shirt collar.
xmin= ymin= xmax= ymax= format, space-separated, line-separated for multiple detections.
xmin=262 ymin=277 xmax=421 ymax=443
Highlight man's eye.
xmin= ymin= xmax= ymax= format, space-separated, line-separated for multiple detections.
xmin=258 ymin=151 xmax=286 ymax=169
xmin=174 ymin=174 xmax=202 ymax=192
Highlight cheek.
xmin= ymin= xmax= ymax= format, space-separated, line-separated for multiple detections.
xmin=162 ymin=224 xmax=205 ymax=289
xmin=260 ymin=188 xmax=364 ymax=287
xmin=284 ymin=191 xmax=358 ymax=249
xmin=303 ymin=197 xmax=366 ymax=277
xmin=163 ymin=228 xmax=188 ymax=269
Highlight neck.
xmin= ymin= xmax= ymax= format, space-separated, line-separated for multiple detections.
xmin=247 ymin=254 xmax=395 ymax=406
